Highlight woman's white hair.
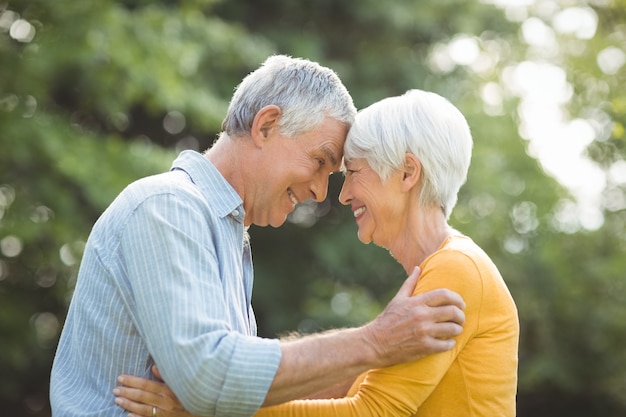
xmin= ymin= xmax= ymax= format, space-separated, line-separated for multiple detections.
xmin=344 ymin=89 xmax=473 ymax=219
xmin=222 ymin=55 xmax=356 ymax=137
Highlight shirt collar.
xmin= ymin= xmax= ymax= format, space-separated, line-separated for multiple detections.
xmin=170 ymin=150 xmax=244 ymax=222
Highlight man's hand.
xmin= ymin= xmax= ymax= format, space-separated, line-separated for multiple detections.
xmin=361 ymin=266 xmax=465 ymax=367
xmin=262 ymin=266 xmax=465 ymax=406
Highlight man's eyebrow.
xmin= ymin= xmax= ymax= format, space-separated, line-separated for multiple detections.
xmin=323 ymin=146 xmax=339 ymax=167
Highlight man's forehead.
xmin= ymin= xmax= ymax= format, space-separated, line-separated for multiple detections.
xmin=310 ymin=117 xmax=347 ymax=169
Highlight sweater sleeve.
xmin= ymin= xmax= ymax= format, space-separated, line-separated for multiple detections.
xmin=254 ymin=249 xmax=483 ymax=417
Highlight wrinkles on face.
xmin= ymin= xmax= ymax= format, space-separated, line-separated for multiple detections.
xmin=258 ymin=118 xmax=347 ymax=227
xmin=340 ymin=159 xmax=406 ymax=248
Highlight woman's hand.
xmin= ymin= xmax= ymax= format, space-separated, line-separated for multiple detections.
xmin=113 ymin=366 xmax=197 ymax=417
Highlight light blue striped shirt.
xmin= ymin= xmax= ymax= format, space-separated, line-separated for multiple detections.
xmin=50 ymin=150 xmax=282 ymax=417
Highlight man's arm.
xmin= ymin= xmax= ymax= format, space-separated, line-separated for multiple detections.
xmin=304 ymin=377 xmax=356 ymax=400
xmin=112 ymin=267 xmax=464 ymax=416
xmin=123 ymin=191 xmax=282 ymax=417
xmin=263 ymin=266 xmax=465 ymax=406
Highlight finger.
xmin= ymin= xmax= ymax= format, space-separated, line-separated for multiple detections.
xmin=421 ymin=337 xmax=457 ymax=355
xmin=430 ymin=320 xmax=464 ymax=339
xmin=152 ymin=366 xmax=162 ymax=381
xmin=114 ymin=395 xmax=154 ymax=417
xmin=416 ymin=288 xmax=466 ymax=310
xmin=152 ymin=365 xmax=163 ymax=381
xmin=428 ymin=302 xmax=466 ymax=326
xmin=395 ymin=266 xmax=422 ymax=298
xmin=118 ymin=374 xmax=164 ymax=394
xmin=445 ymin=304 xmax=466 ymax=327
xmin=114 ymin=386 xmax=162 ymax=407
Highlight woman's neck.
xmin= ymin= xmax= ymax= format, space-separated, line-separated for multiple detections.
xmin=388 ymin=205 xmax=454 ymax=275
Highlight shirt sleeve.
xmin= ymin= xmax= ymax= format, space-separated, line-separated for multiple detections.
xmin=120 ymin=190 xmax=281 ymax=417
xmin=254 ymin=249 xmax=482 ymax=417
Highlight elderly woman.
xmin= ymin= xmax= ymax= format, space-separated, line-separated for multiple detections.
xmin=114 ymin=89 xmax=519 ymax=417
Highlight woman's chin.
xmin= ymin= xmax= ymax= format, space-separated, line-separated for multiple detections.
xmin=356 ymin=231 xmax=372 ymax=244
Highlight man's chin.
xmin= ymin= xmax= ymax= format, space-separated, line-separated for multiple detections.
xmin=269 ymin=214 xmax=289 ymax=228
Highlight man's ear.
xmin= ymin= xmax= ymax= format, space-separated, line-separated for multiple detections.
xmin=251 ymin=105 xmax=282 ymax=147
xmin=401 ymin=153 xmax=422 ymax=192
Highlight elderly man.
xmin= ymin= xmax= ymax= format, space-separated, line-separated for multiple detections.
xmin=50 ymin=55 xmax=465 ymax=417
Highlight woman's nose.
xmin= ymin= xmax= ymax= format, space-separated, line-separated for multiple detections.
xmin=338 ymin=179 xmax=351 ymax=205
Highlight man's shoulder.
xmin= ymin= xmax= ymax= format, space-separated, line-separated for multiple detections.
xmin=119 ymin=169 xmax=208 ymax=207
xmin=93 ymin=170 xmax=207 ymax=232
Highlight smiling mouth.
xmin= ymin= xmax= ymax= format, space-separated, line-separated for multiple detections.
xmin=353 ymin=206 xmax=366 ymax=217
xmin=288 ymin=189 xmax=299 ymax=205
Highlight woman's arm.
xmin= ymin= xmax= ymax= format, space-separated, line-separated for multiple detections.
xmin=113 ymin=371 xmax=358 ymax=417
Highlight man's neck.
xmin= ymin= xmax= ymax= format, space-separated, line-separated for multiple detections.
xmin=205 ymin=134 xmax=246 ymax=199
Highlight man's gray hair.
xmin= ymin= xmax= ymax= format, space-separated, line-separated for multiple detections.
xmin=222 ymin=55 xmax=356 ymax=137
xmin=344 ymin=89 xmax=473 ymax=219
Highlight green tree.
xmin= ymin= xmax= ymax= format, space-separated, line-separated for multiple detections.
xmin=1 ymin=0 xmax=625 ymax=416
xmin=2 ymin=0 xmax=272 ymax=414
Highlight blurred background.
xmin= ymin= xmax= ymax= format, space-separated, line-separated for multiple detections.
xmin=1 ymin=0 xmax=625 ymax=415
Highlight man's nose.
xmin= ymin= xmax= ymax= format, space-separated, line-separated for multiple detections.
xmin=311 ymin=173 xmax=329 ymax=202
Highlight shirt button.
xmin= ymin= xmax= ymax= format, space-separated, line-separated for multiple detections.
xmin=231 ymin=209 xmax=240 ymax=217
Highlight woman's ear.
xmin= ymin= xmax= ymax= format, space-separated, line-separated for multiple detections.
xmin=250 ymin=105 xmax=282 ymax=147
xmin=401 ymin=153 xmax=422 ymax=192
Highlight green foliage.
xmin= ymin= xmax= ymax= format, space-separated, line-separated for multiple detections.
xmin=1 ymin=0 xmax=625 ymax=416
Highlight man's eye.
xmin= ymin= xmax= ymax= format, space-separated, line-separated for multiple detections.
xmin=317 ymin=158 xmax=325 ymax=166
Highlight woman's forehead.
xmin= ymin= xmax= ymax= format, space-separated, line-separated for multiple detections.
xmin=344 ymin=157 xmax=369 ymax=167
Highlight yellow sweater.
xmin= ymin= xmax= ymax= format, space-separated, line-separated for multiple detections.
xmin=256 ymin=235 xmax=519 ymax=417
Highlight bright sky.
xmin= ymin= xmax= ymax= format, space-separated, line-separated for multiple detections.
xmin=430 ymin=0 xmax=626 ymax=231
xmin=507 ymin=1 xmax=607 ymax=231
